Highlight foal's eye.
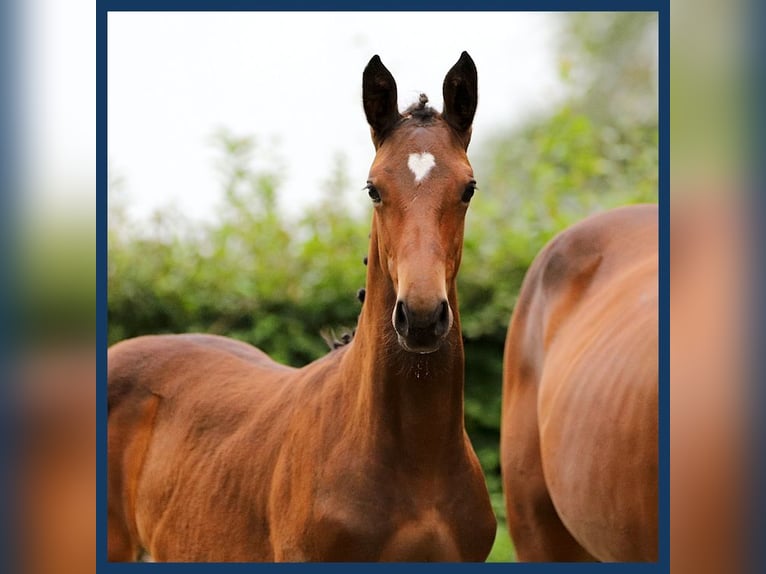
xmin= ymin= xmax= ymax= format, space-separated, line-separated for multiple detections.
xmin=365 ymin=183 xmax=381 ymax=204
xmin=461 ymin=181 xmax=477 ymax=203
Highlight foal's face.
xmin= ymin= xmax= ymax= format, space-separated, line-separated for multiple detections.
xmin=362 ymin=53 xmax=478 ymax=354
xmin=367 ymin=123 xmax=475 ymax=353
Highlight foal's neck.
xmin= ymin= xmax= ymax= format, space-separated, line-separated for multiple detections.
xmin=340 ymin=242 xmax=466 ymax=466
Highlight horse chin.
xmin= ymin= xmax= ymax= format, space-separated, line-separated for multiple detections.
xmin=396 ymin=334 xmax=444 ymax=355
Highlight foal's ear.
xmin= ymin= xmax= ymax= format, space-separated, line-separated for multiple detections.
xmin=363 ymin=55 xmax=402 ymax=146
xmin=442 ymin=51 xmax=478 ymax=147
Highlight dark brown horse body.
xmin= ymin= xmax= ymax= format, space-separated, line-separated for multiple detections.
xmin=500 ymin=204 xmax=658 ymax=561
xmin=108 ymin=53 xmax=496 ymax=562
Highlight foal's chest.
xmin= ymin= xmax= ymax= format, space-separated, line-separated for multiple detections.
xmin=378 ymin=508 xmax=462 ymax=561
xmin=282 ymin=442 xmax=495 ymax=561
xmin=303 ymin=473 xmax=471 ymax=561
xmin=307 ymin=500 xmax=463 ymax=561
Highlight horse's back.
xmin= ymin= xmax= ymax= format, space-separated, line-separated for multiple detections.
xmin=109 ymin=333 xmax=292 ymax=398
xmin=501 ymin=204 xmax=658 ymax=561
xmin=107 ymin=334 xmax=296 ymax=561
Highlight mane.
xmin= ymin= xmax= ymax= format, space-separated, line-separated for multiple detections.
xmin=320 ymin=286 xmax=365 ymax=351
xmin=321 ymin=327 xmax=356 ymax=350
xmin=402 ymin=93 xmax=438 ymax=124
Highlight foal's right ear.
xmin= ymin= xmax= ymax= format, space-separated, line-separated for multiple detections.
xmin=363 ymin=55 xmax=402 ymax=147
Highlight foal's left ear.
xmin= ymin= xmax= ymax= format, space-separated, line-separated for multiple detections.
xmin=442 ymin=52 xmax=478 ymax=147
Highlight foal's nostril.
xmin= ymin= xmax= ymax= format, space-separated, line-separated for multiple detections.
xmin=394 ymin=300 xmax=409 ymax=336
xmin=434 ymin=300 xmax=451 ymax=337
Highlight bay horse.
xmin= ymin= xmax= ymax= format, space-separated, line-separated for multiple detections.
xmin=107 ymin=52 xmax=497 ymax=562
xmin=500 ymin=204 xmax=658 ymax=561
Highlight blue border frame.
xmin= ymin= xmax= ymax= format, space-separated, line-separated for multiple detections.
xmin=748 ymin=0 xmax=765 ymax=569
xmin=657 ymin=5 xmax=669 ymax=570
xmin=102 ymin=1 xmax=660 ymax=11
xmin=97 ymin=2 xmax=669 ymax=572
xmin=97 ymin=1 xmax=109 ymax=569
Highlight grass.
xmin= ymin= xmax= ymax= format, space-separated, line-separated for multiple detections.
xmin=486 ymin=521 xmax=516 ymax=562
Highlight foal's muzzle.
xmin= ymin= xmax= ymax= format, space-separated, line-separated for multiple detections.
xmin=393 ymin=299 xmax=453 ymax=353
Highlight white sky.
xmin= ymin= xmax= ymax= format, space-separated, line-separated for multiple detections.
xmin=108 ymin=12 xmax=566 ymax=224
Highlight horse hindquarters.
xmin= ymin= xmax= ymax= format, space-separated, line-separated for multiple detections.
xmin=501 ymin=339 xmax=596 ymax=562
xmin=537 ymin=267 xmax=658 ymax=562
xmin=107 ymin=335 xmax=287 ymax=561
xmin=501 ymin=205 xmax=658 ymax=562
xmin=107 ymin=346 xmax=162 ymax=561
xmin=500 ymin=241 xmax=597 ymax=562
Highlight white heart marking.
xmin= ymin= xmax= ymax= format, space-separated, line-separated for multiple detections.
xmin=408 ymin=152 xmax=436 ymax=183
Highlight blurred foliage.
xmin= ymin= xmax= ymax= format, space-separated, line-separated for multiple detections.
xmin=109 ymin=131 xmax=368 ymax=367
xmin=108 ymin=13 xmax=657 ymax=562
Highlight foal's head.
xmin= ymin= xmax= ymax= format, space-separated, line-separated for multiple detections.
xmin=362 ymin=52 xmax=478 ymax=354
